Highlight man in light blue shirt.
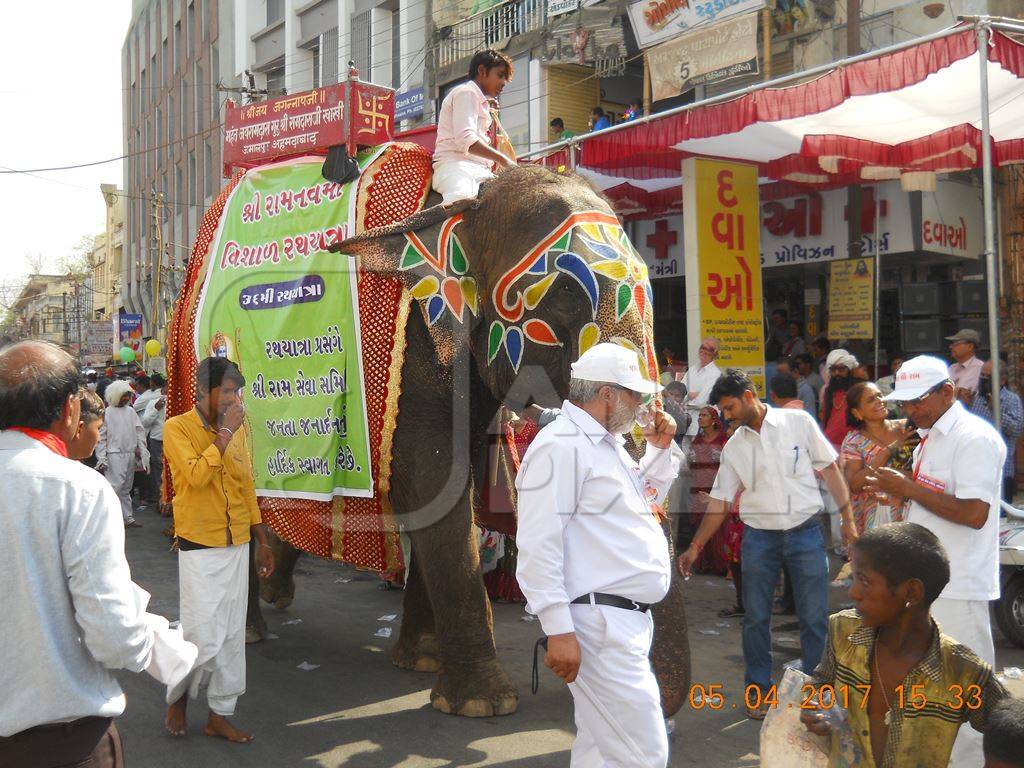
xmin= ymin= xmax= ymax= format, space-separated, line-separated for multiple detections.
xmin=970 ymin=358 xmax=1023 ymax=501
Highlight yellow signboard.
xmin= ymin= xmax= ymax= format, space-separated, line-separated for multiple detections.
xmin=684 ymin=158 xmax=765 ymax=394
xmin=827 ymin=258 xmax=875 ymax=340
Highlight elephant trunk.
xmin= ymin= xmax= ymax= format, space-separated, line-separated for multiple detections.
xmin=650 ymin=518 xmax=691 ymax=718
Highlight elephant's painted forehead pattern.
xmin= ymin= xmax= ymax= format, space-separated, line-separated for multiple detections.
xmin=486 ymin=211 xmax=652 ymax=371
xmin=398 ymin=209 xmax=653 ymax=374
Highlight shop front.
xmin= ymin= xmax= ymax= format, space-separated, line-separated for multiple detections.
xmin=760 ymin=177 xmax=986 ymax=374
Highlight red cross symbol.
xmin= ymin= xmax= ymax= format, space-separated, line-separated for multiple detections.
xmin=843 ymin=187 xmax=889 ymax=234
xmin=646 ymin=219 xmax=678 ymax=260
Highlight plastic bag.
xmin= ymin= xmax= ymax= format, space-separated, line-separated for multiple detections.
xmin=760 ymin=668 xmax=864 ymax=768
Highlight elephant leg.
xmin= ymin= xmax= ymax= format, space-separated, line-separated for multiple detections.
xmin=259 ymin=533 xmax=302 ymax=609
xmin=391 ymin=553 xmax=441 ymax=672
xmin=650 ymin=517 xmax=691 ymax=718
xmin=405 ymin=499 xmax=518 ymax=718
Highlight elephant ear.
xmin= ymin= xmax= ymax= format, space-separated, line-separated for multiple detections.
xmin=327 ymin=198 xmax=481 ymax=364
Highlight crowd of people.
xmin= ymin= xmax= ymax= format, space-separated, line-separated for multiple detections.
xmin=3 ymin=321 xmax=1023 ymax=768
xmin=0 ymin=343 xmax=271 ymax=765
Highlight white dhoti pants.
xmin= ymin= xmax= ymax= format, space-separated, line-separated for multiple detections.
xmin=431 ymin=160 xmax=494 ymax=205
xmin=931 ymin=597 xmax=994 ymax=768
xmin=167 ymin=543 xmax=249 ymax=716
xmin=568 ymin=604 xmax=668 ymax=768
xmin=105 ymin=452 xmax=136 ymax=522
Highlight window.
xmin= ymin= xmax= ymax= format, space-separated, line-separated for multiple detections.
xmin=202 ymin=0 xmax=210 ymax=42
xmin=268 ymin=0 xmax=283 ymax=26
xmin=195 ymin=63 xmax=203 ymax=132
xmin=189 ymin=153 xmax=196 ymax=203
xmin=181 ymin=78 xmax=188 ymax=138
xmin=351 ymin=12 xmax=371 ymax=78
xmin=322 ymin=28 xmax=338 ymax=85
xmin=175 ymin=165 xmax=183 ymax=208
xmin=311 ymin=45 xmax=321 ymax=89
xmin=168 ymin=87 xmax=175 ymax=141
xmin=392 ymin=10 xmax=401 ymax=89
xmin=211 ymin=44 xmax=219 ymax=120
xmin=266 ymin=66 xmax=285 ymax=95
xmin=156 ymin=107 xmax=163 ymax=164
xmin=174 ymin=21 xmax=181 ymax=73
xmin=188 ymin=3 xmax=195 ymax=58
xmin=162 ymin=39 xmax=168 ymax=87
xmin=204 ymin=142 xmax=213 ymax=197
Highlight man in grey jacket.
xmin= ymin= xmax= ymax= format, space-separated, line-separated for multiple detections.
xmin=0 ymin=341 xmax=196 ymax=767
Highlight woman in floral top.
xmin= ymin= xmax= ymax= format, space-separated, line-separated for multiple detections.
xmin=840 ymin=382 xmax=917 ymax=534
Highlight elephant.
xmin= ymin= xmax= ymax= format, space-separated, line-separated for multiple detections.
xmin=258 ymin=162 xmax=692 ymax=718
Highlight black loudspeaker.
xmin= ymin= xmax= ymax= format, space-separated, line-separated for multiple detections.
xmin=902 ymin=318 xmax=943 ymax=352
xmin=941 ymin=281 xmax=987 ymax=314
xmin=900 ymin=283 xmax=941 ymax=316
xmin=941 ymin=317 xmax=990 ymax=350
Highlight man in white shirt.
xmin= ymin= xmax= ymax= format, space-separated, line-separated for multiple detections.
xmin=142 ymin=373 xmax=167 ymax=507
xmin=133 ymin=373 xmax=159 ymax=417
xmin=681 ymin=337 xmax=722 ymax=437
xmin=96 ymin=380 xmax=150 ymax=528
xmin=946 ymin=328 xmax=984 ymax=402
xmin=0 ymin=341 xmax=196 ymax=766
xmin=866 ymin=354 xmax=1004 ymax=768
xmin=432 ymin=50 xmax=516 ymax=205
xmin=677 ymin=369 xmax=856 ymax=719
xmin=516 ymin=343 xmax=683 ymax=768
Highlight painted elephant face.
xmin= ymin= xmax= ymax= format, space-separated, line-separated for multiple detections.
xmin=335 ymin=166 xmax=657 ymax=407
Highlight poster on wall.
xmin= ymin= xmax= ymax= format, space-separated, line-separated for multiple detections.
xmin=627 ymin=0 xmax=765 ymax=49
xmin=827 ymin=258 xmax=875 ymax=340
xmin=193 ymin=156 xmax=377 ymax=501
xmin=118 ymin=313 xmax=143 ymax=355
xmin=772 ymin=0 xmax=814 ymax=37
xmin=684 ymin=157 xmax=765 ymax=394
xmin=647 ymin=12 xmax=759 ymax=100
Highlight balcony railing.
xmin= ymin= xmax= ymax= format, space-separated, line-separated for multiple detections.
xmin=435 ymin=0 xmax=546 ymax=71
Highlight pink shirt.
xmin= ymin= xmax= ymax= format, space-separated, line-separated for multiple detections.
xmin=433 ymin=80 xmax=493 ymax=168
xmin=949 ymin=356 xmax=983 ymax=394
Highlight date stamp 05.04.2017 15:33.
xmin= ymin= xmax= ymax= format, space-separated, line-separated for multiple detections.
xmin=686 ymin=682 xmax=986 ymax=713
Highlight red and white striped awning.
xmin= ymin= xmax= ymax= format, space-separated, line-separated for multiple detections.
xmin=532 ymin=24 xmax=1024 ymax=217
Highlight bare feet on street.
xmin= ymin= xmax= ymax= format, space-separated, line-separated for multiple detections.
xmin=165 ymin=694 xmax=187 ymax=737
xmin=204 ymin=713 xmax=254 ymax=743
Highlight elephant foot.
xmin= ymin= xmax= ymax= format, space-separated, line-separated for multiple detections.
xmin=391 ymin=632 xmax=442 ymax=673
xmin=259 ymin=571 xmax=295 ymax=610
xmin=430 ymin=664 xmax=519 ymax=717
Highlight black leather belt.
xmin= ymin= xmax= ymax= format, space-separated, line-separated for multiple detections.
xmin=571 ymin=592 xmax=651 ymax=612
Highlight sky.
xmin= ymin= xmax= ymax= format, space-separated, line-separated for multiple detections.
xmin=0 ymin=2 xmax=133 ymax=284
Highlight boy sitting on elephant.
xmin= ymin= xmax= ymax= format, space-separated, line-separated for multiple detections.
xmin=432 ymin=49 xmax=517 ymax=205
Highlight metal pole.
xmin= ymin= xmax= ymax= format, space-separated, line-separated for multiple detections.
xmin=978 ymin=22 xmax=1001 ymax=429
xmin=874 ymin=183 xmax=881 ymax=378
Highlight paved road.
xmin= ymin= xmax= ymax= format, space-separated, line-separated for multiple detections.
xmin=114 ymin=514 xmax=1023 ymax=767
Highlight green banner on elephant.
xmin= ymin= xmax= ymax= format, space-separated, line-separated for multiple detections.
xmin=195 ymin=154 xmax=381 ymax=500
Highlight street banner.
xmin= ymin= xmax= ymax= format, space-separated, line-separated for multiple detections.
xmin=86 ymin=320 xmax=113 ymax=359
xmin=683 ymin=157 xmax=765 ymax=394
xmin=648 ymin=12 xmax=759 ymax=100
xmin=827 ymin=258 xmax=875 ymax=340
xmin=223 ymin=83 xmax=394 ymax=172
xmin=627 ymin=0 xmax=765 ymax=49
xmin=194 ymin=154 xmax=381 ymax=500
xmin=118 ymin=313 xmax=143 ymax=355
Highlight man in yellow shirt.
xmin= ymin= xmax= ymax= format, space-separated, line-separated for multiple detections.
xmin=163 ymin=357 xmax=273 ymax=744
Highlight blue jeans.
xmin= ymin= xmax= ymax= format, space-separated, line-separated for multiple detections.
xmin=740 ymin=519 xmax=829 ymax=696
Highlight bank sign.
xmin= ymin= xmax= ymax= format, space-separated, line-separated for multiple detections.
xmin=759 ymin=180 xmax=983 ymax=268
xmin=394 ymin=87 xmax=425 ymax=122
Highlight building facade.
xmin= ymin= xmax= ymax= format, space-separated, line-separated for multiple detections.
xmin=121 ymin=0 xmax=236 ymax=337
xmin=122 ymin=0 xmax=431 ymax=338
xmin=9 ymin=274 xmax=93 ymax=353
xmin=90 ymin=184 xmax=126 ymax=322
xmin=233 ymin=0 xmax=430 ymax=129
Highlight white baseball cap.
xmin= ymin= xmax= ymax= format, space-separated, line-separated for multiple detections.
xmin=881 ymin=355 xmax=952 ymax=401
xmin=571 ymin=342 xmax=662 ymax=395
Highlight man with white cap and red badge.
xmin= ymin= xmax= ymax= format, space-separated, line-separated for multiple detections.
xmin=864 ymin=354 xmax=1004 ymax=767
xmin=516 ymin=343 xmax=683 ymax=768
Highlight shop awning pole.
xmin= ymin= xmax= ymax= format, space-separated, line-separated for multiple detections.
xmin=978 ymin=21 xmax=1002 ymax=429
xmin=874 ymin=183 xmax=881 ymax=377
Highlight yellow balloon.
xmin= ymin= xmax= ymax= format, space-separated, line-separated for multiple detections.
xmin=145 ymin=339 xmax=162 ymax=357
